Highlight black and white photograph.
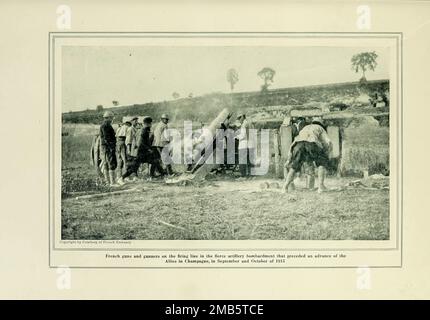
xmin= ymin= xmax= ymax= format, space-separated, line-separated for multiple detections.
xmin=59 ymin=36 xmax=394 ymax=242
xmin=10 ymin=0 xmax=430 ymax=300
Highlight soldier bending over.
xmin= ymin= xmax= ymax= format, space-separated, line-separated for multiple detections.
xmin=282 ymin=117 xmax=332 ymax=194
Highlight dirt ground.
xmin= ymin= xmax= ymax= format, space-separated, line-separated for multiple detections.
xmin=61 ymin=122 xmax=389 ymax=241
xmin=61 ymin=176 xmax=389 ymax=240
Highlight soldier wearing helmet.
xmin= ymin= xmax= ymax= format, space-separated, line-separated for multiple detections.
xmin=99 ymin=111 xmax=118 ymax=186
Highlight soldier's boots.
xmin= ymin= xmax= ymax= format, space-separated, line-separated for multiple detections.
xmin=317 ymin=166 xmax=328 ymax=193
xmin=117 ymin=176 xmax=126 ymax=186
xmin=103 ymin=170 xmax=110 ymax=186
xmin=109 ymin=170 xmax=120 ymax=187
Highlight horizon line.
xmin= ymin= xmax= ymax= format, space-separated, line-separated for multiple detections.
xmin=63 ymin=78 xmax=389 ymax=114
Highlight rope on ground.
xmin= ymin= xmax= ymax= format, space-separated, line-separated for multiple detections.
xmin=157 ymin=220 xmax=188 ymax=231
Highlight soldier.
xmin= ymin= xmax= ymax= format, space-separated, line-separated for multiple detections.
xmin=291 ymin=117 xmax=306 ymax=140
xmin=185 ymin=122 xmax=207 ymax=172
xmin=118 ymin=117 xmax=164 ymax=184
xmin=90 ymin=133 xmax=104 ymax=186
xmin=286 ymin=117 xmax=313 ymax=190
xmin=282 ymin=117 xmax=332 ymax=194
xmin=236 ymin=113 xmax=255 ymax=177
xmin=99 ymin=111 xmax=118 ymax=186
xmin=153 ymin=114 xmax=174 ymax=176
xmin=138 ymin=117 xmax=165 ymax=180
xmin=116 ymin=119 xmax=131 ymax=175
xmin=124 ymin=116 xmax=139 ymax=180
xmin=126 ymin=117 xmax=139 ymax=155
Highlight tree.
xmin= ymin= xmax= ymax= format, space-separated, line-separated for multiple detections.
xmin=257 ymin=67 xmax=276 ymax=93
xmin=112 ymin=100 xmax=119 ymax=106
xmin=96 ymin=105 xmax=104 ymax=112
xmin=172 ymin=92 xmax=180 ymax=99
xmin=351 ymin=51 xmax=378 ymax=83
xmin=226 ymin=68 xmax=239 ymax=91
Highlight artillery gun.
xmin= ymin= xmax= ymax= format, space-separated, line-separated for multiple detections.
xmin=166 ymin=108 xmax=234 ymax=184
xmin=166 ymin=102 xmax=389 ymax=183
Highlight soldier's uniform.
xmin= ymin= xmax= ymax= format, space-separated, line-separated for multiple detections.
xmin=116 ymin=123 xmax=129 ymax=175
xmin=286 ymin=122 xmax=331 ymax=172
xmin=100 ymin=121 xmax=117 ymax=171
xmin=126 ymin=124 xmax=138 ymax=157
xmin=99 ymin=112 xmax=118 ymax=185
xmin=90 ymin=133 xmax=104 ymax=185
xmin=236 ymin=115 xmax=256 ymax=177
xmin=283 ymin=119 xmax=332 ymax=193
xmin=137 ymin=123 xmax=164 ymax=177
xmin=152 ymin=114 xmax=173 ymax=175
xmin=118 ymin=117 xmax=163 ymax=184
xmin=124 ymin=121 xmax=139 ymax=179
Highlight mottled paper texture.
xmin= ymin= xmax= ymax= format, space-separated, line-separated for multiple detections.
xmin=1 ymin=0 xmax=429 ymax=299
xmin=51 ymin=33 xmax=401 ymax=269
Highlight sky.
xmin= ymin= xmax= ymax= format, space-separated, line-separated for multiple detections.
xmin=62 ymin=46 xmax=390 ymax=112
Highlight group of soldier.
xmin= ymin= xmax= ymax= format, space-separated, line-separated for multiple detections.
xmin=91 ymin=109 xmax=333 ymax=194
xmin=92 ymin=111 xmax=173 ymax=187
xmin=91 ymin=111 xmax=260 ymax=187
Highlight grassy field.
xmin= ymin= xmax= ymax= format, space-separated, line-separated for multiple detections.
xmin=61 ymin=123 xmax=389 ymax=240
xmin=62 ymin=178 xmax=389 ymax=240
